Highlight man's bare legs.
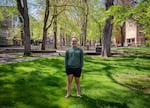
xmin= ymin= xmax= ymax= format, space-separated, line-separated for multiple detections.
xmin=75 ymin=77 xmax=81 ymax=97
xmin=65 ymin=74 xmax=73 ymax=98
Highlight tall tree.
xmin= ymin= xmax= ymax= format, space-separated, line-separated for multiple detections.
xmin=16 ymin=0 xmax=31 ymax=56
xmin=81 ymin=0 xmax=88 ymax=47
xmin=52 ymin=0 xmax=69 ymax=49
xmin=116 ymin=0 xmax=134 ymax=47
xmin=89 ymin=0 xmax=105 ymax=45
xmin=41 ymin=0 xmax=51 ymax=50
xmin=53 ymin=4 xmax=58 ymax=49
xmin=18 ymin=15 xmax=24 ymax=46
xmin=131 ymin=0 xmax=150 ymax=46
xmin=101 ymin=0 xmax=114 ymax=57
xmin=120 ymin=22 xmax=125 ymax=46
xmin=41 ymin=0 xmax=67 ymax=50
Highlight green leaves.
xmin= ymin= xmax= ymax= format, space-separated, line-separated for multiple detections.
xmin=106 ymin=5 xmax=131 ymax=26
xmin=0 ymin=6 xmax=17 ymax=20
xmin=103 ymin=1 xmax=150 ymax=46
xmin=130 ymin=1 xmax=150 ymax=45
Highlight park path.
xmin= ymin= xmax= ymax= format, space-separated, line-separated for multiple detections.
xmin=0 ymin=52 xmax=60 ymax=64
xmin=0 ymin=46 xmax=61 ymax=64
xmin=0 ymin=46 xmax=97 ymax=64
xmin=0 ymin=50 xmax=97 ymax=64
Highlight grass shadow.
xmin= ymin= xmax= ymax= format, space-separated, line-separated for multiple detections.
xmin=0 ymin=58 xmax=66 ymax=108
xmin=0 ymin=56 xmax=150 ymax=108
xmin=72 ymin=95 xmax=129 ymax=108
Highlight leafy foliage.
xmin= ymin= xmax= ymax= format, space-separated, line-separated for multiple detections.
xmin=87 ymin=0 xmax=105 ymax=40
xmin=106 ymin=5 xmax=131 ymax=26
xmin=0 ymin=0 xmax=17 ymax=20
xmin=30 ymin=18 xmax=43 ymax=40
xmin=131 ymin=1 xmax=150 ymax=45
xmin=1 ymin=0 xmax=150 ymax=46
xmin=104 ymin=0 xmax=150 ymax=46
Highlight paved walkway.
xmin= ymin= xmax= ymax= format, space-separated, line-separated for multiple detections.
xmin=0 ymin=50 xmax=97 ymax=64
xmin=0 ymin=52 xmax=60 ymax=64
xmin=0 ymin=46 xmax=97 ymax=64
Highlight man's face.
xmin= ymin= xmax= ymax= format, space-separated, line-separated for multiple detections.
xmin=71 ymin=38 xmax=78 ymax=46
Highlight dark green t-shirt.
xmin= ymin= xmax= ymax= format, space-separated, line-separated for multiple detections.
xmin=65 ymin=47 xmax=83 ymax=68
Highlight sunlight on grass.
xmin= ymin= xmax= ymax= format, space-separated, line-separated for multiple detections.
xmin=0 ymin=55 xmax=150 ymax=108
xmin=15 ymin=66 xmax=36 ymax=72
xmin=112 ymin=46 xmax=150 ymax=53
xmin=113 ymin=73 xmax=150 ymax=94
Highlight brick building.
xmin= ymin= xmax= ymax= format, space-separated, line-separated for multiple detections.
xmin=0 ymin=1 xmax=19 ymax=46
xmin=113 ymin=0 xmax=145 ymax=46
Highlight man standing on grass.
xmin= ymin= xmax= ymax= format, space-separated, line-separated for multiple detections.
xmin=64 ymin=37 xmax=84 ymax=98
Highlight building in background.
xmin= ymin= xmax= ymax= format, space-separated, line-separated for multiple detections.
xmin=0 ymin=13 xmax=19 ymax=46
xmin=112 ymin=0 xmax=145 ymax=47
xmin=125 ymin=21 xmax=145 ymax=46
xmin=0 ymin=0 xmax=19 ymax=46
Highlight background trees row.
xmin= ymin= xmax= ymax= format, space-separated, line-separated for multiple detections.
xmin=0 ymin=0 xmax=150 ymax=57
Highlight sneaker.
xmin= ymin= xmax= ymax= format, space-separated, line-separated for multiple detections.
xmin=64 ymin=95 xmax=71 ymax=98
xmin=77 ymin=95 xmax=82 ymax=98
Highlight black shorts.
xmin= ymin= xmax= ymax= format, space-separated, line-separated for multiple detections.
xmin=66 ymin=68 xmax=82 ymax=77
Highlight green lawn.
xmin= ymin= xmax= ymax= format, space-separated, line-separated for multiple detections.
xmin=112 ymin=46 xmax=150 ymax=53
xmin=0 ymin=55 xmax=150 ymax=108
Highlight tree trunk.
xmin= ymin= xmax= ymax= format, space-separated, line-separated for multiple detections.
xmin=42 ymin=30 xmax=47 ymax=50
xmin=80 ymin=33 xmax=83 ymax=46
xmin=98 ymin=24 xmax=102 ymax=46
xmin=60 ymin=27 xmax=64 ymax=47
xmin=53 ymin=7 xmax=57 ymax=49
xmin=20 ymin=27 xmax=24 ymax=46
xmin=16 ymin=0 xmax=31 ymax=56
xmin=23 ymin=0 xmax=31 ymax=56
xmin=81 ymin=0 xmax=88 ymax=48
xmin=120 ymin=22 xmax=125 ymax=47
xmin=61 ymin=28 xmax=65 ymax=46
xmin=41 ymin=0 xmax=49 ymax=50
xmin=81 ymin=17 xmax=87 ymax=47
xmin=101 ymin=0 xmax=114 ymax=57
xmin=18 ymin=15 xmax=24 ymax=46
xmin=63 ymin=35 xmax=65 ymax=46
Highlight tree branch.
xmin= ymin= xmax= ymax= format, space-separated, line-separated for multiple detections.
xmin=43 ymin=0 xmax=50 ymax=29
xmin=46 ymin=15 xmax=54 ymax=30
xmin=49 ymin=4 xmax=84 ymax=10
xmin=16 ymin=0 xmax=24 ymax=18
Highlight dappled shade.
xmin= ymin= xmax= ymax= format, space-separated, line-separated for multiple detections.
xmin=0 ymin=55 xmax=150 ymax=108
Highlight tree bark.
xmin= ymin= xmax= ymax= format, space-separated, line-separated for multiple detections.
xmin=41 ymin=0 xmax=50 ymax=50
xmin=101 ymin=0 xmax=114 ymax=57
xmin=92 ymin=15 xmax=103 ymax=45
xmin=60 ymin=27 xmax=64 ymax=47
xmin=81 ymin=0 xmax=88 ymax=48
xmin=120 ymin=22 xmax=125 ymax=47
xmin=98 ymin=24 xmax=102 ymax=45
xmin=23 ymin=0 xmax=31 ymax=55
xmin=18 ymin=15 xmax=24 ymax=46
xmin=16 ymin=0 xmax=31 ymax=56
xmin=53 ymin=6 xmax=57 ymax=49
